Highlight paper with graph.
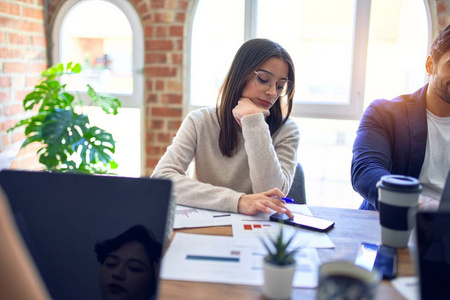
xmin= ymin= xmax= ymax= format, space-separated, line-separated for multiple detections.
xmin=232 ymin=205 xmax=335 ymax=249
xmin=160 ymin=232 xmax=320 ymax=288
xmin=173 ymin=205 xmax=235 ymax=229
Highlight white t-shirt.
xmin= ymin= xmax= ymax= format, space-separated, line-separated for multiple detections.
xmin=419 ymin=110 xmax=450 ymax=200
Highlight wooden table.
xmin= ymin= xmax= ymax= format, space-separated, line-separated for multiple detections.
xmin=159 ymin=206 xmax=416 ymax=299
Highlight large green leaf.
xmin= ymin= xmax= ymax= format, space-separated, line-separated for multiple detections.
xmin=86 ymin=84 xmax=121 ymax=115
xmin=10 ymin=62 xmax=121 ymax=174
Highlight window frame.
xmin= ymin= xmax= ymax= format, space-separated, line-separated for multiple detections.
xmin=51 ymin=0 xmax=144 ymax=110
xmin=187 ymin=0 xmax=430 ymax=120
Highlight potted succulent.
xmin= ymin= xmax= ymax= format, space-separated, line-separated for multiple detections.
xmin=260 ymin=228 xmax=299 ymax=299
xmin=7 ymin=62 xmax=121 ymax=174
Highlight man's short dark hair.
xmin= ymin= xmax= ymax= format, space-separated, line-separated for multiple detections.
xmin=430 ymin=24 xmax=450 ymax=63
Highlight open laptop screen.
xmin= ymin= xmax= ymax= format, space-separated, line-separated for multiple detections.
xmin=415 ymin=211 xmax=450 ymax=300
xmin=0 ymin=170 xmax=172 ymax=300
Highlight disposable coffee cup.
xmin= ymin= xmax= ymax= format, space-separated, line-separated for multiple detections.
xmin=316 ymin=261 xmax=381 ymax=300
xmin=377 ymin=175 xmax=422 ymax=248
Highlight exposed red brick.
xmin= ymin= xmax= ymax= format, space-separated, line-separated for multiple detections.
xmin=145 ymin=158 xmax=160 ymax=169
xmin=146 ymin=132 xmax=155 ymax=142
xmin=18 ymin=20 xmax=43 ymax=33
xmin=146 ymin=93 xmax=157 ymax=103
xmin=0 ymin=16 xmax=18 ymax=29
xmin=146 ymin=53 xmax=167 ymax=64
xmin=155 ymin=12 xmax=174 ymax=23
xmin=3 ymin=62 xmax=27 ymax=73
xmin=0 ymin=77 xmax=12 ymax=88
xmin=146 ymin=145 xmax=163 ymax=155
xmin=0 ymin=47 xmax=21 ymax=59
xmin=144 ymin=25 xmax=154 ymax=37
xmin=176 ymin=12 xmax=185 ymax=23
xmin=178 ymin=0 xmax=189 ymax=10
xmin=156 ymin=26 xmax=167 ymax=37
xmin=151 ymin=0 xmax=164 ymax=9
xmin=157 ymin=132 xmax=174 ymax=143
xmin=172 ymin=53 xmax=182 ymax=64
xmin=146 ymin=66 xmax=176 ymax=77
xmin=0 ymin=2 xmax=20 ymax=16
xmin=156 ymin=80 xmax=164 ymax=90
xmin=162 ymin=94 xmax=182 ymax=104
xmin=30 ymin=63 xmax=47 ymax=73
xmin=146 ymin=39 xmax=173 ymax=50
xmin=32 ymin=35 xmax=46 ymax=47
xmin=169 ymin=25 xmax=183 ymax=37
xmin=146 ymin=119 xmax=164 ymax=130
xmin=8 ymin=33 xmax=31 ymax=45
xmin=168 ymin=120 xmax=182 ymax=130
xmin=167 ymin=79 xmax=182 ymax=92
xmin=23 ymin=6 xmax=44 ymax=20
xmin=15 ymin=90 xmax=31 ymax=102
xmin=3 ymin=104 xmax=24 ymax=116
xmin=152 ymin=107 xmax=182 ymax=117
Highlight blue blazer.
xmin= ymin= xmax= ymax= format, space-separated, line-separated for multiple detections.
xmin=351 ymin=84 xmax=428 ymax=210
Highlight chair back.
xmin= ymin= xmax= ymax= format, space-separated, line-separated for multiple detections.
xmin=286 ymin=162 xmax=307 ymax=204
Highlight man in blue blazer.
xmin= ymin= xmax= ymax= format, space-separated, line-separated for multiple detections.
xmin=352 ymin=24 xmax=450 ymax=211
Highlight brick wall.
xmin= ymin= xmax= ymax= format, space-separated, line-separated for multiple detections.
xmin=1 ymin=0 xmax=449 ymax=175
xmin=0 ymin=0 xmax=47 ymax=170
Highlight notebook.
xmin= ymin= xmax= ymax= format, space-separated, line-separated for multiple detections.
xmin=415 ymin=211 xmax=450 ymax=300
xmin=0 ymin=170 xmax=173 ymax=300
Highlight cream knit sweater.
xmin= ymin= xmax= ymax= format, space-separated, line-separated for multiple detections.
xmin=151 ymin=107 xmax=300 ymax=213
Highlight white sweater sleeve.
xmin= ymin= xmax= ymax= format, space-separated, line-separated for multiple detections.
xmin=150 ymin=112 xmax=244 ymax=213
xmin=241 ymin=113 xmax=300 ymax=195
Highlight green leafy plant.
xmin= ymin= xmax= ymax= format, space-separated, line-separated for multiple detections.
xmin=261 ymin=228 xmax=298 ymax=266
xmin=8 ymin=62 xmax=121 ymax=174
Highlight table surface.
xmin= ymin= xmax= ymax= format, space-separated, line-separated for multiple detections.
xmin=158 ymin=206 xmax=416 ymax=300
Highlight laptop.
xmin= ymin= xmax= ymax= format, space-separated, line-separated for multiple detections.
xmin=0 ymin=170 xmax=173 ymax=300
xmin=415 ymin=211 xmax=450 ymax=300
xmin=438 ymin=170 xmax=450 ymax=211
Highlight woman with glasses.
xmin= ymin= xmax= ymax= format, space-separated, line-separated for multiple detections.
xmin=151 ymin=38 xmax=298 ymax=218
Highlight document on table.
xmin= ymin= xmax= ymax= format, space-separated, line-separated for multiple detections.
xmin=173 ymin=205 xmax=235 ymax=229
xmin=160 ymin=232 xmax=320 ymax=288
xmin=232 ymin=204 xmax=335 ymax=249
xmin=391 ymin=277 xmax=419 ymax=300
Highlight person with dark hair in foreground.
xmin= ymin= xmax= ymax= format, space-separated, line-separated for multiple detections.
xmin=151 ymin=38 xmax=299 ymax=218
xmin=352 ymin=24 xmax=450 ymax=211
xmin=95 ymin=225 xmax=161 ymax=300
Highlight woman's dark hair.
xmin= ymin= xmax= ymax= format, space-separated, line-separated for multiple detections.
xmin=216 ymin=38 xmax=296 ymax=157
xmin=94 ymin=225 xmax=161 ymax=293
xmin=430 ymin=24 xmax=450 ymax=64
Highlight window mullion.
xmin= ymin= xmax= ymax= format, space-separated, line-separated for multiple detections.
xmin=349 ymin=0 xmax=371 ymax=119
xmin=244 ymin=0 xmax=257 ymax=40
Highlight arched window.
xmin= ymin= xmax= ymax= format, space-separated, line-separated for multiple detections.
xmin=52 ymin=0 xmax=144 ymax=177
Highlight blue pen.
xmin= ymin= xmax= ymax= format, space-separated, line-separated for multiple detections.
xmin=272 ymin=196 xmax=295 ymax=203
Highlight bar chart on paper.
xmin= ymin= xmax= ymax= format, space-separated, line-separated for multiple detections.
xmin=173 ymin=205 xmax=234 ymax=229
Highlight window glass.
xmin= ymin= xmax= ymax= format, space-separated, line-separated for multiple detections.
xmin=56 ymin=0 xmax=140 ymax=177
xmin=364 ymin=0 xmax=428 ymax=107
xmin=256 ymin=0 xmax=354 ymax=105
xmin=190 ymin=0 xmax=245 ymax=107
xmin=60 ymin=0 xmax=133 ymax=94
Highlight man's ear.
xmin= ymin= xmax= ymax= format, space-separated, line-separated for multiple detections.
xmin=426 ymin=55 xmax=434 ymax=75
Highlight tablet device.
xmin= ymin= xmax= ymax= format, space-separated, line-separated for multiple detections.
xmin=270 ymin=212 xmax=334 ymax=231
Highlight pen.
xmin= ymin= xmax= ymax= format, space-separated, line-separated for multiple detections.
xmin=271 ymin=196 xmax=295 ymax=204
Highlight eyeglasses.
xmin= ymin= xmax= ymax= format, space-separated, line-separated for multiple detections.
xmin=253 ymin=70 xmax=294 ymax=97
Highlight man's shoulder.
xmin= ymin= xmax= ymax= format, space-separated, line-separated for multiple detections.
xmin=369 ymin=85 xmax=427 ymax=110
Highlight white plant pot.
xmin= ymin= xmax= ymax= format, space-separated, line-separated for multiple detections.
xmin=262 ymin=258 xmax=296 ymax=300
